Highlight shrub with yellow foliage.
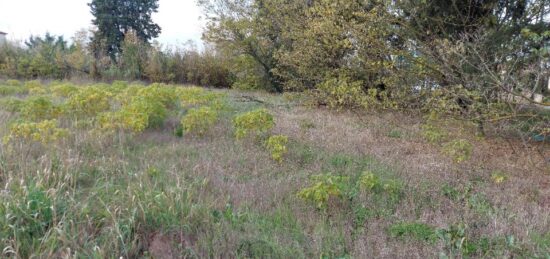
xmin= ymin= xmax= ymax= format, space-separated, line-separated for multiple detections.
xmin=3 ymin=119 xmax=68 ymax=145
xmin=265 ymin=135 xmax=288 ymax=162
xmin=67 ymin=86 xmax=112 ymax=117
xmin=233 ymin=109 xmax=274 ymax=139
xmin=20 ymin=96 xmax=63 ymax=121
xmin=181 ymin=106 xmax=219 ymax=136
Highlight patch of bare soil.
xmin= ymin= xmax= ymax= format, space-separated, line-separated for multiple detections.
xmin=148 ymin=233 xmax=174 ymax=259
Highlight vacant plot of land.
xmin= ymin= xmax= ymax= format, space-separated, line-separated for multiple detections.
xmin=0 ymin=80 xmax=548 ymax=258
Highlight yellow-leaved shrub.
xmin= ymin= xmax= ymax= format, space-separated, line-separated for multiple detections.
xmin=181 ymin=106 xmax=219 ymax=136
xmin=265 ymin=135 xmax=288 ymax=162
xmin=233 ymin=108 xmax=274 ymax=139
xmin=3 ymin=119 xmax=68 ymax=144
xmin=67 ymin=86 xmax=112 ymax=117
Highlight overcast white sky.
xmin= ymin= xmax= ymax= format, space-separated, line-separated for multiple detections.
xmin=0 ymin=0 xmax=205 ymax=46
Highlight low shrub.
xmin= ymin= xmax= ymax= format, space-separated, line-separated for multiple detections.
xmin=20 ymin=96 xmax=63 ymax=121
xmin=298 ymin=174 xmax=349 ymax=209
xmin=181 ymin=106 xmax=219 ymax=136
xmin=137 ymin=83 xmax=178 ymax=109
xmin=4 ymin=119 xmax=68 ymax=144
xmin=25 ymin=80 xmax=47 ymax=95
xmin=359 ymin=171 xmax=403 ymax=200
xmin=233 ymin=108 xmax=274 ymax=139
xmin=98 ymin=95 xmax=167 ymax=133
xmin=67 ymin=86 xmax=112 ymax=117
xmin=265 ymin=135 xmax=288 ymax=162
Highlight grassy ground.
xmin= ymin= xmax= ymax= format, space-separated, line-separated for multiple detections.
xmin=0 ymin=80 xmax=548 ymax=258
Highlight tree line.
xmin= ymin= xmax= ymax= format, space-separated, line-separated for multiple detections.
xmin=0 ymin=0 xmax=548 ymax=131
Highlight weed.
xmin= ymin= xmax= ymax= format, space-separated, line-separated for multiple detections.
xmin=531 ymin=232 xmax=550 ymax=257
xmin=359 ymin=171 xmax=381 ymax=191
xmin=442 ymin=139 xmax=473 ymax=163
xmin=436 ymin=223 xmax=471 ymax=257
xmin=387 ymin=129 xmax=403 ymax=138
xmin=0 ymin=184 xmax=60 ymax=258
xmin=389 ymin=222 xmax=437 ymax=242
xmin=330 ymin=154 xmax=354 ymax=168
xmin=467 ymin=193 xmax=494 ymax=215
xmin=491 ymin=170 xmax=507 ymax=184
xmin=359 ymin=171 xmax=403 ymax=200
xmin=421 ymin=123 xmax=448 ymax=143
xmin=298 ymin=174 xmax=349 ymax=209
xmin=265 ymin=135 xmax=289 ymax=162
xmin=299 ymin=119 xmax=315 ymax=131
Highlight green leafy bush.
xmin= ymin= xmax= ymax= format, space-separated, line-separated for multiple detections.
xmin=316 ymin=75 xmax=396 ymax=110
xmin=20 ymin=96 xmax=63 ymax=121
xmin=316 ymin=76 xmax=367 ymax=109
xmin=181 ymin=106 xmax=219 ymax=136
xmin=67 ymin=86 xmax=112 ymax=117
xmin=98 ymin=95 xmax=167 ymax=133
xmin=298 ymin=174 xmax=349 ymax=209
xmin=233 ymin=108 xmax=274 ymax=139
xmin=3 ymin=119 xmax=68 ymax=144
xmin=137 ymin=83 xmax=178 ymax=109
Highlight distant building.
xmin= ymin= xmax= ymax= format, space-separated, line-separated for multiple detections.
xmin=0 ymin=31 xmax=6 ymax=43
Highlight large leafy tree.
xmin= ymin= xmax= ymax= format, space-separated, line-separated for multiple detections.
xmin=89 ymin=0 xmax=161 ymax=61
xmin=199 ymin=0 xmax=305 ymax=92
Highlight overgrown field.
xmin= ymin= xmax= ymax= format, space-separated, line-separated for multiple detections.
xmin=0 ymin=80 xmax=548 ymax=258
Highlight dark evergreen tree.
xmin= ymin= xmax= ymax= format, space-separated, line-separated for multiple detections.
xmin=89 ymin=0 xmax=161 ymax=61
